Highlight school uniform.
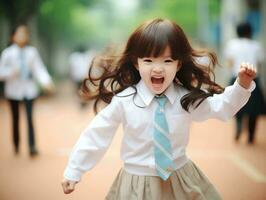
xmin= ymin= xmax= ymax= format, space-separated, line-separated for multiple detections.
xmin=0 ymin=44 xmax=53 ymax=154
xmin=64 ymin=79 xmax=255 ymax=199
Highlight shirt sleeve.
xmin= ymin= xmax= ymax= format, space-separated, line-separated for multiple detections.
xmin=0 ymin=49 xmax=18 ymax=80
xmin=31 ymin=48 xmax=53 ymax=86
xmin=190 ymin=80 xmax=256 ymax=122
xmin=64 ymin=96 xmax=122 ymax=182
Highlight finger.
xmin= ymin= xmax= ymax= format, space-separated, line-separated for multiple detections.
xmin=239 ymin=65 xmax=246 ymax=74
xmin=64 ymin=188 xmax=74 ymax=194
xmin=247 ymin=63 xmax=253 ymax=71
xmin=250 ymin=64 xmax=253 ymax=71
xmin=63 ymin=186 xmax=74 ymax=194
xmin=245 ymin=64 xmax=251 ymax=73
xmin=61 ymin=182 xmax=69 ymax=193
xmin=68 ymin=182 xmax=76 ymax=191
xmin=61 ymin=181 xmax=73 ymax=194
xmin=242 ymin=63 xmax=253 ymax=74
xmin=250 ymin=64 xmax=256 ymax=74
xmin=61 ymin=181 xmax=68 ymax=189
xmin=240 ymin=62 xmax=246 ymax=68
xmin=248 ymin=64 xmax=256 ymax=74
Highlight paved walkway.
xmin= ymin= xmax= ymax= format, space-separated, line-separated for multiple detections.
xmin=0 ymin=81 xmax=265 ymax=200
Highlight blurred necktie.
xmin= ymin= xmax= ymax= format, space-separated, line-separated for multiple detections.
xmin=19 ymin=49 xmax=29 ymax=80
xmin=153 ymin=95 xmax=177 ymax=180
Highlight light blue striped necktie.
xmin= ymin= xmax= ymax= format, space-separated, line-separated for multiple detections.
xmin=153 ymin=95 xmax=177 ymax=180
xmin=19 ymin=49 xmax=29 ymax=80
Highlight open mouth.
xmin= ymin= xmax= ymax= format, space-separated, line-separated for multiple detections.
xmin=151 ymin=77 xmax=164 ymax=84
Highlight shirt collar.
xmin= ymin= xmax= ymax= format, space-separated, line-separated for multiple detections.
xmin=12 ymin=44 xmax=27 ymax=50
xmin=136 ymin=80 xmax=178 ymax=106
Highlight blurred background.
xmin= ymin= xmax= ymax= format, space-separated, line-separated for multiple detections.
xmin=0 ymin=0 xmax=265 ymax=200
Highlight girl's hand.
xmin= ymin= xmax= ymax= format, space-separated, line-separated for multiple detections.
xmin=61 ymin=179 xmax=77 ymax=194
xmin=237 ymin=62 xmax=257 ymax=89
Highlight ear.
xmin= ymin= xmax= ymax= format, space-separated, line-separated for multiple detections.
xmin=177 ymin=60 xmax=182 ymax=70
xmin=134 ymin=62 xmax=139 ymax=70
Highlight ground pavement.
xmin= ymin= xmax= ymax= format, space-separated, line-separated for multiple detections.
xmin=0 ymin=81 xmax=265 ymax=200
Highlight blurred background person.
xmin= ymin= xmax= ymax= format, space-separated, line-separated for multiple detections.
xmin=69 ymin=46 xmax=95 ymax=108
xmin=0 ymin=24 xmax=55 ymax=156
xmin=224 ymin=22 xmax=265 ymax=144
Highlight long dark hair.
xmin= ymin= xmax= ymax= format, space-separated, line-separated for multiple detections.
xmin=81 ymin=18 xmax=224 ymax=113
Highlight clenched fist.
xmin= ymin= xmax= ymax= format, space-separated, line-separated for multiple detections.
xmin=237 ymin=62 xmax=257 ymax=89
xmin=61 ymin=179 xmax=77 ymax=194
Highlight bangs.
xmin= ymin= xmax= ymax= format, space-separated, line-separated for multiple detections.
xmin=129 ymin=19 xmax=179 ymax=59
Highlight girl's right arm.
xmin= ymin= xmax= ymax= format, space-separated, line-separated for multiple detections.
xmin=62 ymin=96 xmax=122 ymax=192
xmin=0 ymin=50 xmax=19 ymax=80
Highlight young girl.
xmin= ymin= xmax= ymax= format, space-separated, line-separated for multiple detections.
xmin=0 ymin=24 xmax=54 ymax=156
xmin=62 ymin=18 xmax=256 ymax=199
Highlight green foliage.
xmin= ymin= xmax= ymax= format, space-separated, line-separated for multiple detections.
xmin=1 ymin=0 xmax=220 ymax=50
xmin=37 ymin=0 xmax=103 ymax=46
xmin=38 ymin=0 xmax=74 ymax=41
xmin=0 ymin=0 xmax=41 ymax=28
xmin=134 ymin=0 xmax=221 ymax=38
xmin=156 ymin=0 xmax=198 ymax=33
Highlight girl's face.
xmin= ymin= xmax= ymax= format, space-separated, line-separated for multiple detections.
xmin=12 ymin=25 xmax=29 ymax=47
xmin=136 ymin=46 xmax=181 ymax=95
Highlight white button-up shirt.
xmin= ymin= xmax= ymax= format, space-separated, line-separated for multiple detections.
xmin=64 ymin=79 xmax=255 ymax=182
xmin=0 ymin=44 xmax=53 ymax=100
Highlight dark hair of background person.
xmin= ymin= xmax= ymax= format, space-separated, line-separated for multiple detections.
xmin=236 ymin=22 xmax=253 ymax=39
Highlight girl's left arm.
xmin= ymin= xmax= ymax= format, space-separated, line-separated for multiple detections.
xmin=31 ymin=48 xmax=54 ymax=91
xmin=190 ymin=63 xmax=256 ymax=121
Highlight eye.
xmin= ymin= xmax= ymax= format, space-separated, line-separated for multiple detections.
xmin=143 ymin=58 xmax=153 ymax=63
xmin=164 ymin=59 xmax=174 ymax=63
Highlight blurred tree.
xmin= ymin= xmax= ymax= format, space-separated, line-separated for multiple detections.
xmin=0 ymin=0 xmax=221 ymax=78
xmin=37 ymin=0 xmax=101 ymax=47
xmin=0 ymin=0 xmax=42 ymax=32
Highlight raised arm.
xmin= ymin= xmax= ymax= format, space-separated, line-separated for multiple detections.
xmin=191 ymin=63 xmax=256 ymax=121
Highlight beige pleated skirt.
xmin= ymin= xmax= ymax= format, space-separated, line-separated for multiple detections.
xmin=105 ymin=160 xmax=222 ymax=200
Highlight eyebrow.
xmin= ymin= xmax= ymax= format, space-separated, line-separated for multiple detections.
xmin=141 ymin=55 xmax=173 ymax=59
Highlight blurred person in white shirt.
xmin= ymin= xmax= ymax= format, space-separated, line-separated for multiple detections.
xmin=69 ymin=46 xmax=95 ymax=108
xmin=0 ymin=23 xmax=55 ymax=156
xmin=224 ymin=22 xmax=265 ymax=144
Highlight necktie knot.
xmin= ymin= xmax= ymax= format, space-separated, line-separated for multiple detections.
xmin=155 ymin=95 xmax=167 ymax=108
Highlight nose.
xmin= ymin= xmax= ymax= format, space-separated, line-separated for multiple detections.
xmin=152 ymin=65 xmax=163 ymax=73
